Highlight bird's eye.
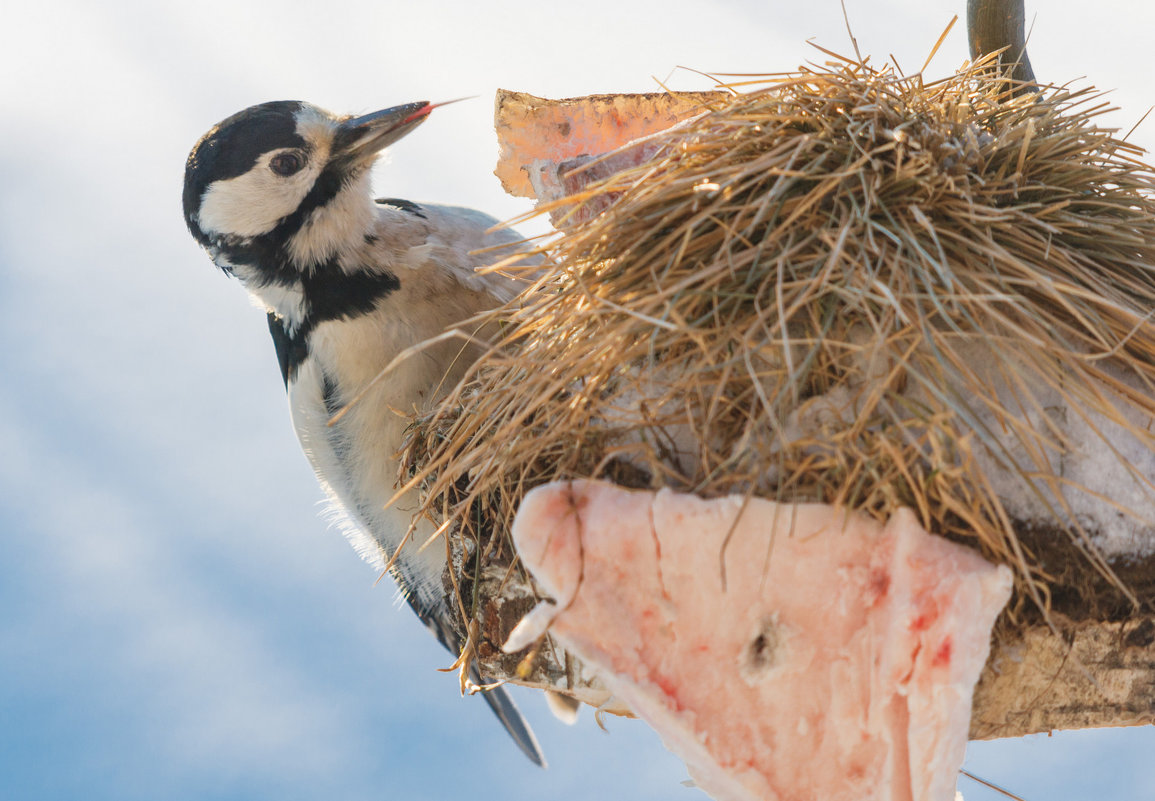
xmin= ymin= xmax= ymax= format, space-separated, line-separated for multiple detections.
xmin=269 ymin=151 xmax=305 ymax=176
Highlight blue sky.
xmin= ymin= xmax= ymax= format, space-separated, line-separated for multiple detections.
xmin=2 ymin=1 xmax=1153 ymax=799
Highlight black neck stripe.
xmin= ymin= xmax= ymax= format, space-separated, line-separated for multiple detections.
xmin=268 ymin=313 xmax=311 ymax=387
xmin=302 ymin=263 xmax=400 ymax=323
xmin=266 ymin=265 xmax=401 ymax=387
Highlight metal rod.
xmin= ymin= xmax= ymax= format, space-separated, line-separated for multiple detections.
xmin=967 ymin=0 xmax=1036 ymax=84
xmin=959 ymin=768 xmax=1032 ymax=801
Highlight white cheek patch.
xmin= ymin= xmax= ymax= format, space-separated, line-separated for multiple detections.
xmin=198 ymin=158 xmax=319 ymax=238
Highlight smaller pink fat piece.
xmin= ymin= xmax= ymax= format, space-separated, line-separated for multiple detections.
xmin=493 ymin=90 xmax=724 ymax=226
xmin=494 ymin=90 xmax=723 ymax=198
xmin=509 ymin=480 xmax=1012 ymax=801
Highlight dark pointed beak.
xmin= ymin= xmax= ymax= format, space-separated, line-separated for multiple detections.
xmin=337 ymin=101 xmax=432 ymax=165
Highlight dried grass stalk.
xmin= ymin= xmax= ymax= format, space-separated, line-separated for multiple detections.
xmin=401 ymin=53 xmax=1155 ymax=632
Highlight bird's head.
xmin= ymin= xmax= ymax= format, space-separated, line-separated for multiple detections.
xmin=182 ymin=100 xmax=431 ymax=280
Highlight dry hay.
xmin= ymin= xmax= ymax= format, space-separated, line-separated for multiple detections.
xmin=400 ymin=52 xmax=1155 ymax=631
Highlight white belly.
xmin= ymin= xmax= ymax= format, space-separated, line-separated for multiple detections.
xmin=286 ymin=317 xmax=451 ymax=611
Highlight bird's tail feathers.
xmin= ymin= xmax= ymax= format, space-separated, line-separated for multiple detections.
xmin=405 ymin=592 xmax=546 ymax=767
xmin=478 ymin=683 xmax=547 ymax=768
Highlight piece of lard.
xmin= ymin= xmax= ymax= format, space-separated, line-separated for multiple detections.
xmin=508 ymin=480 xmax=1012 ymax=801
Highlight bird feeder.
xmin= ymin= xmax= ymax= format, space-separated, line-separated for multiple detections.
xmin=400 ymin=2 xmax=1155 ymax=798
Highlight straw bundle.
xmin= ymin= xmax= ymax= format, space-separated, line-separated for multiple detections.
xmin=401 ymin=53 xmax=1155 ymax=641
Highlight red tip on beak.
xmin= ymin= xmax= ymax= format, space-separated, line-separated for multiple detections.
xmin=401 ymin=104 xmax=434 ymax=125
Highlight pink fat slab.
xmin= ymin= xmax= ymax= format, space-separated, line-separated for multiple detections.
xmin=509 ymin=480 xmax=1012 ymax=801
